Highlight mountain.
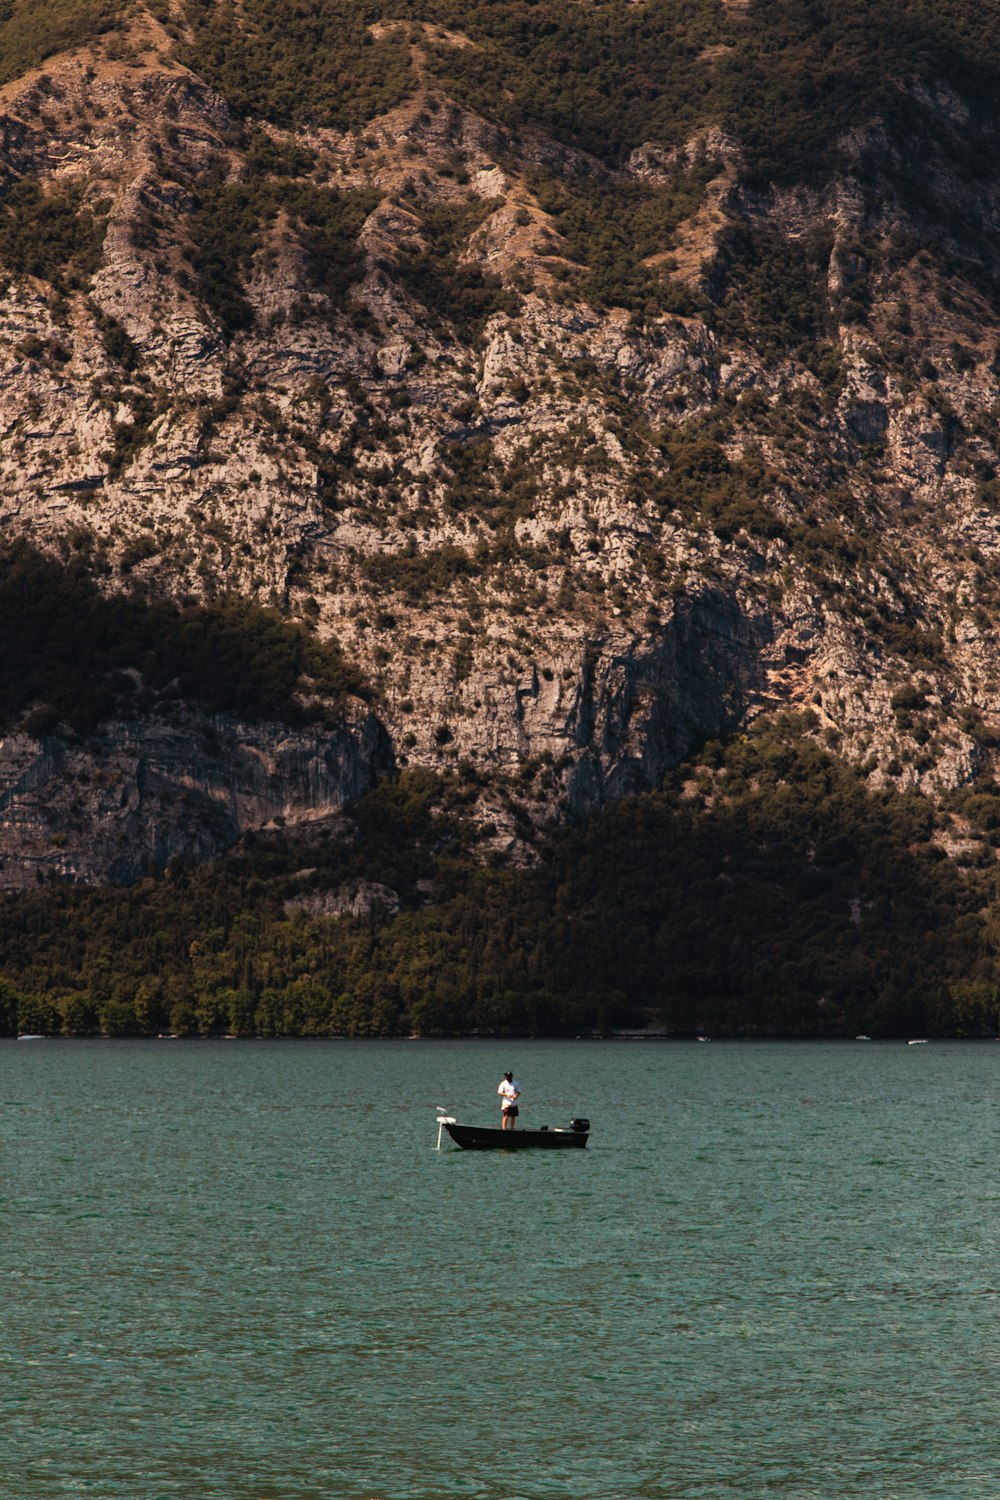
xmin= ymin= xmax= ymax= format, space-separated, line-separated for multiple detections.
xmin=2 ymin=0 xmax=1000 ymax=1035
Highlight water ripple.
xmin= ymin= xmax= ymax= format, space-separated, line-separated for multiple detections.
xmin=2 ymin=1038 xmax=999 ymax=1498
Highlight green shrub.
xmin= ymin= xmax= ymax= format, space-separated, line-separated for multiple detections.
xmin=184 ymin=0 xmax=413 ymax=130
xmin=711 ymin=225 xmax=834 ymax=366
xmin=395 ymin=198 xmax=519 ymax=338
xmin=363 ymin=544 xmax=478 ymax=602
xmin=188 ymin=161 xmax=376 ymax=336
xmin=0 ymin=0 xmax=121 ymax=89
xmin=0 ymin=178 xmax=105 ymax=289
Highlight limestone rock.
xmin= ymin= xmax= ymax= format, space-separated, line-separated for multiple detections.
xmin=0 ymin=27 xmax=999 ymax=883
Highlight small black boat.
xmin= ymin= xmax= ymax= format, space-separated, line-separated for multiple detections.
xmin=437 ymin=1114 xmax=590 ymax=1150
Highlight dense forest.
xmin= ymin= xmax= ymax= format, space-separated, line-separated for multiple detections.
xmin=5 ymin=0 xmax=1000 ymax=191
xmin=178 ymin=0 xmax=1000 ymax=181
xmin=173 ymin=0 xmax=1000 ymax=322
xmin=3 ymin=720 xmax=1000 ymax=1040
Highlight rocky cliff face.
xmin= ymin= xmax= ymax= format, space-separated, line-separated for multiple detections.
xmin=0 ymin=705 xmax=391 ymax=885
xmin=1 ymin=4 xmax=1000 ymax=882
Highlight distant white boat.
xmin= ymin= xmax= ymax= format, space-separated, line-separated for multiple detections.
xmin=855 ymin=1034 xmax=872 ymax=1041
xmin=17 ymin=1034 xmax=45 ymax=1041
xmin=907 ymin=1038 xmax=928 ymax=1045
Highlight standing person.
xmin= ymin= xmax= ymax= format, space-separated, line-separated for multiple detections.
xmin=497 ymin=1070 xmax=520 ymax=1129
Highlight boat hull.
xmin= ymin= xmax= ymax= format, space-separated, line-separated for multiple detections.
xmin=443 ymin=1121 xmax=588 ymax=1150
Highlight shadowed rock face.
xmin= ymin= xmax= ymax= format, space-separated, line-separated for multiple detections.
xmin=0 ymin=708 xmax=393 ymax=886
xmin=560 ymin=590 xmax=773 ymax=811
xmin=1 ymin=11 xmax=999 ymax=883
xmin=0 ymin=589 xmax=769 ymax=884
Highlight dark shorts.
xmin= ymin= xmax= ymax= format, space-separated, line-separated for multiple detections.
xmin=503 ymin=1105 xmax=519 ymax=1118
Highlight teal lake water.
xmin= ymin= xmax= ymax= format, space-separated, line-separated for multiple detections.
xmin=2 ymin=1038 xmax=999 ymax=1500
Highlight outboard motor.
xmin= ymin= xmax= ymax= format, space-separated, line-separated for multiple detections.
xmin=570 ymin=1117 xmax=590 ymax=1133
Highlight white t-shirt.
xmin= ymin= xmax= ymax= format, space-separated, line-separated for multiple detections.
xmin=498 ymin=1077 xmax=521 ymax=1110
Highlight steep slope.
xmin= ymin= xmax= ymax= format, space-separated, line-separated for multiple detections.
xmin=1 ymin=0 xmax=1000 ymax=886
